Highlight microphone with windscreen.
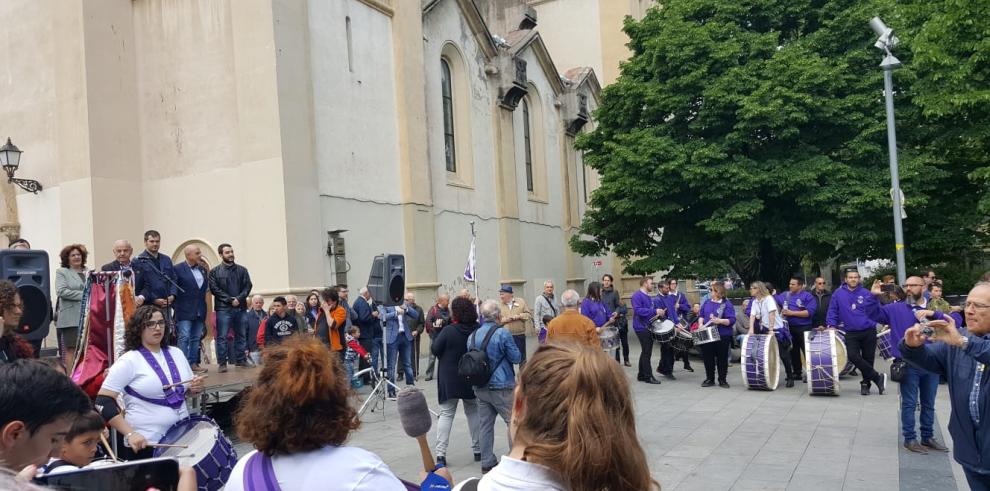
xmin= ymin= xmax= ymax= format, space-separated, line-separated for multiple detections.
xmin=396 ymin=386 xmax=435 ymax=473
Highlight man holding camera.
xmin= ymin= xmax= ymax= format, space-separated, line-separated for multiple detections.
xmin=423 ymin=293 xmax=451 ymax=381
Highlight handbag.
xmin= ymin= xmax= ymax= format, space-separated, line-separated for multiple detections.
xmin=890 ymin=358 xmax=907 ymax=383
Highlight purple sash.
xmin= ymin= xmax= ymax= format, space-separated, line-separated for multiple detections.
xmin=124 ymin=347 xmax=185 ymax=409
xmin=244 ymin=452 xmax=281 ymax=491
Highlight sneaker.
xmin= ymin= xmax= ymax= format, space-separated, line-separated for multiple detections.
xmin=718 ymin=381 xmax=730 ymax=388
xmin=875 ymin=373 xmax=887 ymax=395
xmin=702 ymin=380 xmax=715 ymax=387
xmin=684 ymin=365 xmax=694 ymax=372
xmin=921 ymin=439 xmax=948 ymax=452
xmin=218 ymin=364 xmax=228 ymax=373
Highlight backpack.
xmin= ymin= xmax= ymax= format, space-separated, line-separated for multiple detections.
xmin=458 ymin=324 xmax=503 ymax=386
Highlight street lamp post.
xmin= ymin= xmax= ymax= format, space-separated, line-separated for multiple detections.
xmin=870 ymin=17 xmax=906 ymax=285
xmin=0 ymin=138 xmax=43 ymax=194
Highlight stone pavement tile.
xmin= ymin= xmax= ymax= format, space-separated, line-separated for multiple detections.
xmin=786 ymin=472 xmax=845 ymax=491
xmin=751 ymin=448 xmax=804 ymax=466
xmin=652 ymin=455 xmax=703 ymax=489
xmin=732 ymin=479 xmax=789 ymax=491
xmin=738 ymin=462 xmax=798 ymax=483
xmin=793 ymin=456 xmax=847 ymax=478
xmin=666 ymin=444 xmax=720 ymax=459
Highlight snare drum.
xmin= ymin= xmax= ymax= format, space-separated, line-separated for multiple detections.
xmin=153 ymin=415 xmax=237 ymax=491
xmin=649 ymin=319 xmax=676 ymax=343
xmin=599 ymin=326 xmax=620 ymax=351
xmin=805 ymin=329 xmax=847 ymax=396
xmin=876 ymin=329 xmax=893 ymax=360
xmin=741 ymin=334 xmax=780 ymax=390
xmin=692 ymin=325 xmax=721 ymax=345
xmin=669 ymin=328 xmax=695 ymax=352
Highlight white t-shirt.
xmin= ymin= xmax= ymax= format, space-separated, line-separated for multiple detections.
xmin=101 ymin=346 xmax=193 ymax=444
xmin=225 ymin=446 xmax=405 ymax=491
xmin=752 ymin=296 xmax=784 ymax=330
xmin=452 ymin=456 xmax=567 ymax=491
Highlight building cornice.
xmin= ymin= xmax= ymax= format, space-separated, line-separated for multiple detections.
xmin=358 ymin=0 xmax=394 ymax=17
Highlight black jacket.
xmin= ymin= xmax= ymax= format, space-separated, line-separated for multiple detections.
xmin=810 ymin=288 xmax=832 ymax=328
xmin=208 ymin=262 xmax=252 ymax=311
xmin=602 ymin=287 xmax=626 ymax=329
xmin=431 ymin=321 xmax=479 ymax=403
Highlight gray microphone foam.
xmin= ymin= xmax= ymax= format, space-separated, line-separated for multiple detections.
xmin=396 ymin=386 xmax=432 ymax=438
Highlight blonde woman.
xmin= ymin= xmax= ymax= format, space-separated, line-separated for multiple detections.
xmin=747 ymin=281 xmax=796 ymax=387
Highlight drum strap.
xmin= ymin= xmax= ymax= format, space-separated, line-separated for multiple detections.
xmin=244 ymin=451 xmax=281 ymax=491
xmin=124 ymin=347 xmax=185 ymax=409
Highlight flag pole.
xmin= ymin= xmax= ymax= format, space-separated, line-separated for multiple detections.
xmin=470 ymin=221 xmax=479 ymax=302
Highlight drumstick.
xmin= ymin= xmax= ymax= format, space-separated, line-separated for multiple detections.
xmin=163 ymin=375 xmax=208 ymax=390
xmin=146 ymin=443 xmax=189 ymax=449
xmin=100 ymin=433 xmax=119 ymax=463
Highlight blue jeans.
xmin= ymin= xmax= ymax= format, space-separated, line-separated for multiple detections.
xmin=899 ymin=364 xmax=938 ymax=442
xmin=387 ymin=335 xmax=414 ymax=396
xmin=215 ymin=309 xmax=246 ymax=365
xmin=175 ymin=319 xmax=204 ymax=364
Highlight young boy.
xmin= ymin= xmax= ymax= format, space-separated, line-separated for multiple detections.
xmin=44 ymin=411 xmax=105 ymax=474
xmin=264 ymin=297 xmax=300 ymax=348
xmin=344 ymin=325 xmax=370 ymax=387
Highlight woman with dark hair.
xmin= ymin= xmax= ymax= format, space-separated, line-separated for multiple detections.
xmin=601 ymin=274 xmax=630 ymax=366
xmin=55 ymin=244 xmax=88 ymax=364
xmin=430 ymin=296 xmax=481 ymax=466
xmin=225 ymin=336 xmax=406 ymax=490
xmin=97 ymin=305 xmax=205 ymax=460
xmin=580 ymin=281 xmax=618 ymax=331
xmin=453 ymin=344 xmax=659 ymax=491
xmin=0 ymin=280 xmax=32 ymax=363
xmin=305 ymin=292 xmax=321 ymax=326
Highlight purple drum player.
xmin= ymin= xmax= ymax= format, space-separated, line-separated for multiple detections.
xmin=826 ymin=269 xmax=887 ymax=396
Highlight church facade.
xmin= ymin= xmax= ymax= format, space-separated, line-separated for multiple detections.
xmin=0 ymin=0 xmax=645 ymax=303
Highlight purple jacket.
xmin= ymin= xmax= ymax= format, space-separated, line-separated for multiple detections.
xmin=631 ymin=290 xmax=654 ymax=332
xmin=580 ymin=298 xmax=612 ymax=328
xmin=653 ymin=294 xmax=680 ymax=324
xmin=774 ymin=290 xmax=817 ymax=328
xmin=699 ymin=299 xmax=736 ymax=337
xmin=670 ymin=292 xmax=691 ymax=318
xmin=826 ymin=285 xmax=881 ymax=332
xmin=877 ymin=301 xmax=945 ymax=359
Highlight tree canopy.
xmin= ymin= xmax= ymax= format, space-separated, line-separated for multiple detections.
xmin=572 ymin=0 xmax=988 ymax=286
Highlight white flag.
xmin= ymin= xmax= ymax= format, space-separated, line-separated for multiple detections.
xmin=463 ymin=238 xmax=476 ymax=282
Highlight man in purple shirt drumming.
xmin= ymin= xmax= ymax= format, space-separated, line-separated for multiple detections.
xmin=775 ymin=276 xmax=817 ymax=383
xmin=826 ymin=269 xmax=887 ymax=395
xmin=631 ymin=277 xmax=663 ymax=385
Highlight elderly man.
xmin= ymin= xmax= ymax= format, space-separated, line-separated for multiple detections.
xmin=498 ymin=285 xmax=532 ymax=367
xmin=546 ymin=289 xmax=598 ymax=348
xmin=173 ymin=245 xmax=209 ymax=372
xmin=423 ymin=293 xmax=451 ymax=381
xmin=404 ymin=292 xmax=425 ymax=380
xmin=244 ymin=294 xmax=267 ymax=362
xmin=285 ymin=295 xmax=309 ymax=333
xmin=899 ymin=282 xmax=990 ymax=489
xmin=352 ymin=287 xmax=380 ymax=381
xmin=533 ymin=280 xmax=559 ymax=345
xmin=101 ymin=239 xmax=136 ymax=273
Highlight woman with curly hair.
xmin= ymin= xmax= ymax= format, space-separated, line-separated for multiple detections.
xmin=54 ymin=244 xmax=88 ymax=364
xmin=225 ymin=335 xmax=406 ymax=490
xmin=0 ymin=280 xmax=32 ymax=363
xmin=454 ymin=343 xmax=659 ymax=491
xmin=96 ymin=305 xmax=205 ymax=460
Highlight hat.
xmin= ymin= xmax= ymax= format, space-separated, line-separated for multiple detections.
xmin=499 ymin=284 xmax=513 ymax=294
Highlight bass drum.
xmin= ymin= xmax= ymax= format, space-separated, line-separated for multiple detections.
xmin=741 ymin=334 xmax=779 ymax=391
xmin=153 ymin=415 xmax=237 ymax=491
xmin=805 ymin=329 xmax=848 ymax=396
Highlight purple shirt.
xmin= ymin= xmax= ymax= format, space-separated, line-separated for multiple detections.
xmin=773 ymin=290 xmax=818 ymax=328
xmin=631 ymin=290 xmax=654 ymax=332
xmin=580 ymin=298 xmax=612 ymax=327
xmin=653 ymin=294 xmax=680 ymax=324
xmin=670 ymin=292 xmax=690 ymax=318
xmin=826 ymin=285 xmax=881 ymax=332
xmin=699 ymin=299 xmax=737 ymax=337
xmin=878 ymin=301 xmax=944 ymax=359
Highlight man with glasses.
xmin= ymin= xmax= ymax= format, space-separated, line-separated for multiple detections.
xmin=826 ymin=269 xmax=886 ymax=395
xmin=810 ymin=277 xmax=832 ymax=330
xmin=900 ymin=282 xmax=990 ymax=489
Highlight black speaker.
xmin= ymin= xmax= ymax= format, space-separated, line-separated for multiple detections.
xmin=0 ymin=250 xmax=52 ymax=341
xmin=366 ymin=254 xmax=405 ymax=307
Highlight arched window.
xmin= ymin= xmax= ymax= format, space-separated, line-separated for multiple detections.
xmin=441 ymin=59 xmax=456 ymax=173
xmin=522 ymin=99 xmax=534 ymax=192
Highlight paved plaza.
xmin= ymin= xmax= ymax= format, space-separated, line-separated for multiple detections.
xmin=233 ymin=338 xmax=965 ymax=490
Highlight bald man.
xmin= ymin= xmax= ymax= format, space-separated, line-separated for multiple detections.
xmin=900 ymin=282 xmax=990 ymax=487
xmin=173 ymin=245 xmax=209 ymax=371
xmin=101 ymin=239 xmax=135 ymax=272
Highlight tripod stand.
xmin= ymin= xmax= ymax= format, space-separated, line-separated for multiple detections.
xmin=357 ymin=314 xmax=402 ymax=419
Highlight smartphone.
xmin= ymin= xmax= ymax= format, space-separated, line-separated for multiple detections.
xmin=36 ymin=457 xmax=180 ymax=491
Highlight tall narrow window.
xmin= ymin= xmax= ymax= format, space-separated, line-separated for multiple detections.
xmin=441 ymin=59 xmax=456 ymax=172
xmin=345 ymin=17 xmax=354 ymax=73
xmin=522 ymin=99 xmax=534 ymax=192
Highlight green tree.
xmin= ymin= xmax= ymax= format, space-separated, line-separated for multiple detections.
xmin=573 ymin=0 xmax=987 ymax=286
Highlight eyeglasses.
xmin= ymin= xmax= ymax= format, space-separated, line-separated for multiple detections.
xmin=963 ymin=301 xmax=990 ymax=311
xmin=903 ymin=283 xmax=925 ymax=288
xmin=143 ymin=320 xmax=167 ymax=330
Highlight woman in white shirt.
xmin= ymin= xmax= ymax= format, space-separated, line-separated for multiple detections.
xmin=747 ymin=281 xmax=796 ymax=387
xmin=97 ymin=305 xmax=205 ymax=460
xmin=225 ymin=335 xmax=406 ymax=491
xmin=453 ymin=343 xmax=659 ymax=491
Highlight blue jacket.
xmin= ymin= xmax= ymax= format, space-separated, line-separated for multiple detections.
xmin=900 ymin=330 xmax=990 ymax=473
xmin=467 ymin=321 xmax=522 ymax=390
xmin=172 ymin=262 xmax=208 ymax=322
xmin=826 ymin=285 xmax=880 ymax=332
xmin=774 ymin=290 xmax=818 ymax=328
xmin=379 ymin=303 xmax=420 ymax=344
xmin=352 ymin=296 xmax=380 ymax=339
xmin=134 ymin=251 xmax=177 ymax=304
